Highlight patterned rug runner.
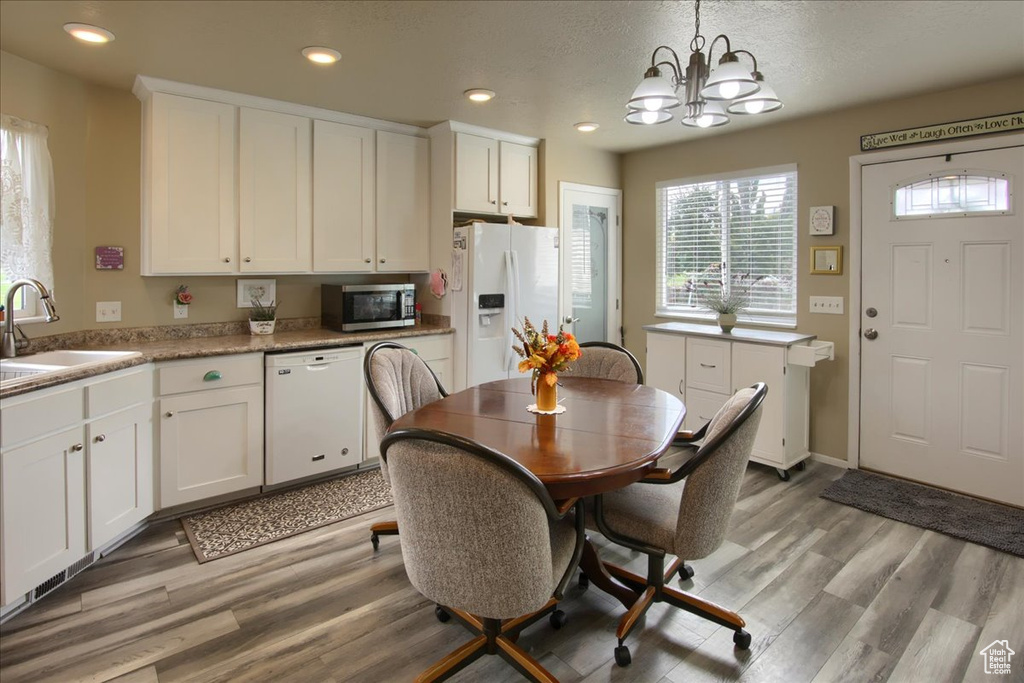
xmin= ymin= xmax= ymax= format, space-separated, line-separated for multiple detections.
xmin=181 ymin=469 xmax=392 ymax=563
xmin=820 ymin=469 xmax=1024 ymax=558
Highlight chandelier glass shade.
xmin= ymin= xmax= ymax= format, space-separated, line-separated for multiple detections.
xmin=624 ymin=0 xmax=782 ymax=128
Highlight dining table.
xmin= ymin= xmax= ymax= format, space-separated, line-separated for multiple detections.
xmin=388 ymin=375 xmax=687 ymax=609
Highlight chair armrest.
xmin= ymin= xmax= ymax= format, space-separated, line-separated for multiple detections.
xmin=673 ymin=421 xmax=709 ymax=445
xmin=642 ymin=446 xmax=701 ymax=484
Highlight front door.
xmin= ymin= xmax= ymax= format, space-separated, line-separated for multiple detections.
xmin=860 ymin=145 xmax=1023 ymax=506
xmin=559 ymin=183 xmax=622 ymax=343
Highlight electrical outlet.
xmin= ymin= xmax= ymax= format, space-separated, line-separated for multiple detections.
xmin=96 ymin=301 xmax=122 ymax=322
xmin=809 ymin=296 xmax=844 ymax=315
xmin=173 ymin=303 xmax=189 ymax=319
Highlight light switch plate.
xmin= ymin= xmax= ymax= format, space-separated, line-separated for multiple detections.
xmin=96 ymin=301 xmax=122 ymax=322
xmin=810 ymin=296 xmax=844 ymax=314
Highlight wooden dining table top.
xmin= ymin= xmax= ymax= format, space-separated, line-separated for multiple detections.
xmin=389 ymin=376 xmax=686 ymax=500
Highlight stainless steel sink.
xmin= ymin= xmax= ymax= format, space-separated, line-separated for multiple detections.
xmin=1 ymin=350 xmax=142 ymax=387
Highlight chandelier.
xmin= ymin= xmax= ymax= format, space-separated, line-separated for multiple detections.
xmin=625 ymin=0 xmax=782 ymax=128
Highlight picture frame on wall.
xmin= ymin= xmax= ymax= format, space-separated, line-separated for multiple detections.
xmin=810 ymin=246 xmax=843 ymax=275
xmin=810 ymin=206 xmax=835 ymax=235
xmin=237 ymin=279 xmax=276 ymax=307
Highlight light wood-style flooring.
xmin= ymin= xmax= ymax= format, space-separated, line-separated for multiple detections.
xmin=1 ymin=461 xmax=1021 ymax=682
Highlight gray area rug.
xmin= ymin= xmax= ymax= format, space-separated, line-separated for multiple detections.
xmin=820 ymin=469 xmax=1024 ymax=558
xmin=181 ymin=469 xmax=392 ymax=563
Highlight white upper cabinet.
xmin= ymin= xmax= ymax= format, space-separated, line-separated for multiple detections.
xmin=145 ymin=93 xmax=237 ymax=274
xmin=498 ymin=141 xmax=538 ymax=218
xmin=376 ymin=131 xmax=430 ymax=272
xmin=454 ymin=133 xmax=499 ymax=214
xmin=313 ymin=120 xmax=376 ymax=272
xmin=239 ymin=108 xmax=312 ymax=272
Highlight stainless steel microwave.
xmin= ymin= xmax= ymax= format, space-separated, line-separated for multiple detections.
xmin=322 ymin=284 xmax=416 ymax=332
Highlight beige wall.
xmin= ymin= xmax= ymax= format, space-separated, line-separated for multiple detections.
xmin=622 ymin=75 xmax=1024 ymax=461
xmin=539 ymin=138 xmax=621 ymax=225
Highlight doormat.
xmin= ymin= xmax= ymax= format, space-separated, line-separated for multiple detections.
xmin=820 ymin=469 xmax=1024 ymax=558
xmin=181 ymin=469 xmax=392 ymax=563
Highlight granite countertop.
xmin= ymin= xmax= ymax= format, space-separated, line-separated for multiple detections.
xmin=0 ymin=323 xmax=453 ymax=399
xmin=643 ymin=321 xmax=816 ymax=347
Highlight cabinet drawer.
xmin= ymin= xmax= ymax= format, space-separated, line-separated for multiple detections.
xmin=685 ymin=387 xmax=730 ymax=432
xmin=686 ymin=338 xmax=732 ymax=393
xmin=1 ymin=387 xmax=84 ymax=450
xmin=158 ymin=354 xmax=262 ymax=396
xmin=394 ymin=335 xmax=452 ymax=362
xmin=86 ymin=367 xmax=154 ymax=418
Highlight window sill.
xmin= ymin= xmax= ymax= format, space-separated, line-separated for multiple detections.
xmin=654 ymin=312 xmax=798 ymax=330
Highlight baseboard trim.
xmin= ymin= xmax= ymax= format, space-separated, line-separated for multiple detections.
xmin=811 ymin=452 xmax=851 ymax=469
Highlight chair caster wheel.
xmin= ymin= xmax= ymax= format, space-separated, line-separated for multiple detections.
xmin=776 ymin=468 xmax=791 ymax=481
xmin=578 ymin=572 xmax=589 ymax=590
xmin=370 ymin=533 xmax=380 ymax=551
xmin=614 ymin=645 xmax=632 ymax=667
xmin=680 ymin=563 xmax=695 ymax=581
xmin=733 ymin=629 xmax=752 ymax=650
xmin=795 ymin=460 xmax=807 ymax=471
xmin=435 ymin=606 xmax=450 ymax=623
xmin=549 ymin=610 xmax=567 ymax=630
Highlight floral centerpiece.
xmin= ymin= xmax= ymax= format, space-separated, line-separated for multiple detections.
xmin=512 ymin=317 xmax=582 ymax=412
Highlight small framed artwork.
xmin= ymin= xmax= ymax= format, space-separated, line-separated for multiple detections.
xmin=237 ymin=279 xmax=276 ymax=307
xmin=810 ymin=205 xmax=835 ymax=235
xmin=810 ymin=246 xmax=843 ymax=275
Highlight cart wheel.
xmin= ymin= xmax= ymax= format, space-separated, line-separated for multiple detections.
xmin=795 ymin=460 xmax=807 ymax=471
xmin=776 ymin=468 xmax=791 ymax=481
xmin=614 ymin=645 xmax=632 ymax=667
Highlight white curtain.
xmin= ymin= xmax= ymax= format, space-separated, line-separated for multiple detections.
xmin=1 ymin=114 xmax=55 ymax=297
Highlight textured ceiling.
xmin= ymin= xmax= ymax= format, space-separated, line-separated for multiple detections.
xmin=1 ymin=0 xmax=1022 ymax=152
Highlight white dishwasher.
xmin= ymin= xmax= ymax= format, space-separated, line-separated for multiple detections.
xmin=265 ymin=347 xmax=364 ymax=486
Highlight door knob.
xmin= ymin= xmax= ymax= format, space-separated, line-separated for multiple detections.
xmin=865 ymin=307 xmax=878 ymax=318
xmin=563 ymin=316 xmax=578 ymax=324
xmin=864 ymin=328 xmax=879 ymax=340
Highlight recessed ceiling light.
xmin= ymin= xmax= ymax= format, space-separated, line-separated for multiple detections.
xmin=302 ymin=46 xmax=341 ymax=64
xmin=63 ymin=23 xmax=115 ymax=44
xmin=464 ymin=89 xmax=496 ymax=103
xmin=575 ymin=122 xmax=599 ymax=133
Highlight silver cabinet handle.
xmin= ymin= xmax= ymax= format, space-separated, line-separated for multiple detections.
xmin=364 ymin=258 xmax=371 ymax=263
xmin=379 ymin=258 xmax=386 ymax=264
xmin=165 ymin=411 xmax=174 ymax=418
xmin=71 ymin=443 xmax=84 ymax=452
xmin=223 ymin=257 xmax=231 ymax=263
xmin=700 ymin=363 xmax=716 ymax=368
xmin=678 ymin=379 xmax=684 ymax=395
xmin=864 ymin=328 xmax=879 ymax=340
xmin=94 ymin=434 xmax=106 ymax=443
xmin=244 ymin=257 xmax=252 ymax=263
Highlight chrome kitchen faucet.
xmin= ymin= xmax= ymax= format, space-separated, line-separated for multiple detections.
xmin=2 ymin=278 xmax=60 ymax=358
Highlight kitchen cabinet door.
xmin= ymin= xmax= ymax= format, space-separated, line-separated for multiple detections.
xmin=645 ymin=332 xmax=686 ymax=403
xmin=454 ymin=133 xmax=499 ymax=214
xmin=159 ymin=385 xmax=263 ymax=507
xmin=1 ymin=427 xmax=86 ymax=605
xmin=239 ymin=108 xmax=312 ymax=272
xmin=313 ymin=120 xmax=376 ymax=272
xmin=376 ymin=131 xmax=429 ymax=272
xmin=732 ymin=342 xmax=787 ymax=464
xmin=146 ymin=93 xmax=237 ymax=274
xmin=86 ymin=405 xmax=154 ymax=550
xmin=499 ymin=141 xmax=538 ymax=218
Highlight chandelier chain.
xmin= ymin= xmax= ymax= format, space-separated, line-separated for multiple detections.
xmin=690 ymin=0 xmax=705 ymax=53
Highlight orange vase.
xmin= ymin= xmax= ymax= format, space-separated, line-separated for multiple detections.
xmin=536 ymin=375 xmax=558 ymax=412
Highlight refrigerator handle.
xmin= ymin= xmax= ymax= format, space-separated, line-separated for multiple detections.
xmin=504 ymin=250 xmax=517 ymax=372
xmin=510 ymin=250 xmax=523 ymax=373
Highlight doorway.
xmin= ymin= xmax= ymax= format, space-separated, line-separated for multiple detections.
xmin=559 ymin=182 xmax=622 ymax=344
xmin=858 ymin=144 xmax=1023 ymax=506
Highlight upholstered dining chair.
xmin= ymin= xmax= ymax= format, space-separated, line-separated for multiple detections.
xmin=380 ymin=427 xmax=585 ymax=683
xmin=574 ymin=341 xmax=644 ymax=384
xmin=591 ymin=382 xmax=768 ymax=667
xmin=364 ymin=341 xmax=448 ymax=550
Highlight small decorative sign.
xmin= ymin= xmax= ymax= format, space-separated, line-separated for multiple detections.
xmin=861 ymin=112 xmax=1024 ymax=152
xmin=94 ymin=246 xmax=124 ymax=270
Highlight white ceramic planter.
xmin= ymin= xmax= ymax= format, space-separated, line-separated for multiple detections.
xmin=717 ymin=313 xmax=737 ymax=333
xmin=249 ymin=320 xmax=276 ymax=335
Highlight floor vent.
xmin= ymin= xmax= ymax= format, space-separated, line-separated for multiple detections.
xmin=31 ymin=551 xmax=97 ymax=601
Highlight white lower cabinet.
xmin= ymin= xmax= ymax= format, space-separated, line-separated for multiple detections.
xmin=157 ymin=354 xmax=264 ymax=507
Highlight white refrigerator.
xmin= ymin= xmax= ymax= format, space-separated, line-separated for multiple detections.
xmin=451 ymin=223 xmax=559 ymax=390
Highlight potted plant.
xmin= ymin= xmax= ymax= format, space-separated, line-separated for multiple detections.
xmin=698 ymin=271 xmax=763 ymax=333
xmin=249 ymin=298 xmax=277 ymax=335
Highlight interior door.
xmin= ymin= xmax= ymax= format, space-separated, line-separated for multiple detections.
xmin=860 ymin=145 xmax=1023 ymax=505
xmin=559 ymin=183 xmax=622 ymax=343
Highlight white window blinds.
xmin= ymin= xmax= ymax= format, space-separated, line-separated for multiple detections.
xmin=656 ymin=165 xmax=798 ymax=325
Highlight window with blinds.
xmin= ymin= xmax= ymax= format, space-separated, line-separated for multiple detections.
xmin=656 ymin=165 xmax=798 ymax=325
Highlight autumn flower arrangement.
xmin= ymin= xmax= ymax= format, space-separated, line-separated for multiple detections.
xmin=512 ymin=317 xmax=582 ymax=400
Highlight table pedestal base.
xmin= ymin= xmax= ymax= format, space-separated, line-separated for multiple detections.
xmin=579 ymin=536 xmax=640 ymax=609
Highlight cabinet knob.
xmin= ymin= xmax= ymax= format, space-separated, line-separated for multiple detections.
xmin=502 ymin=201 xmax=509 ymax=207
xmin=341 ymin=448 xmax=349 ymax=455
xmin=244 ymin=257 xmax=252 ymax=263
xmin=379 ymin=258 xmax=386 ymax=264
xmin=71 ymin=443 xmax=84 ymax=452
xmin=203 ymin=370 xmax=222 ymax=382
xmin=224 ymin=257 xmax=231 ymax=263
xmin=490 ymin=200 xmax=497 ymax=205
xmin=94 ymin=434 xmax=106 ymax=443
xmin=165 ymin=411 xmax=174 ymax=418
xmin=364 ymin=258 xmax=372 ymax=263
